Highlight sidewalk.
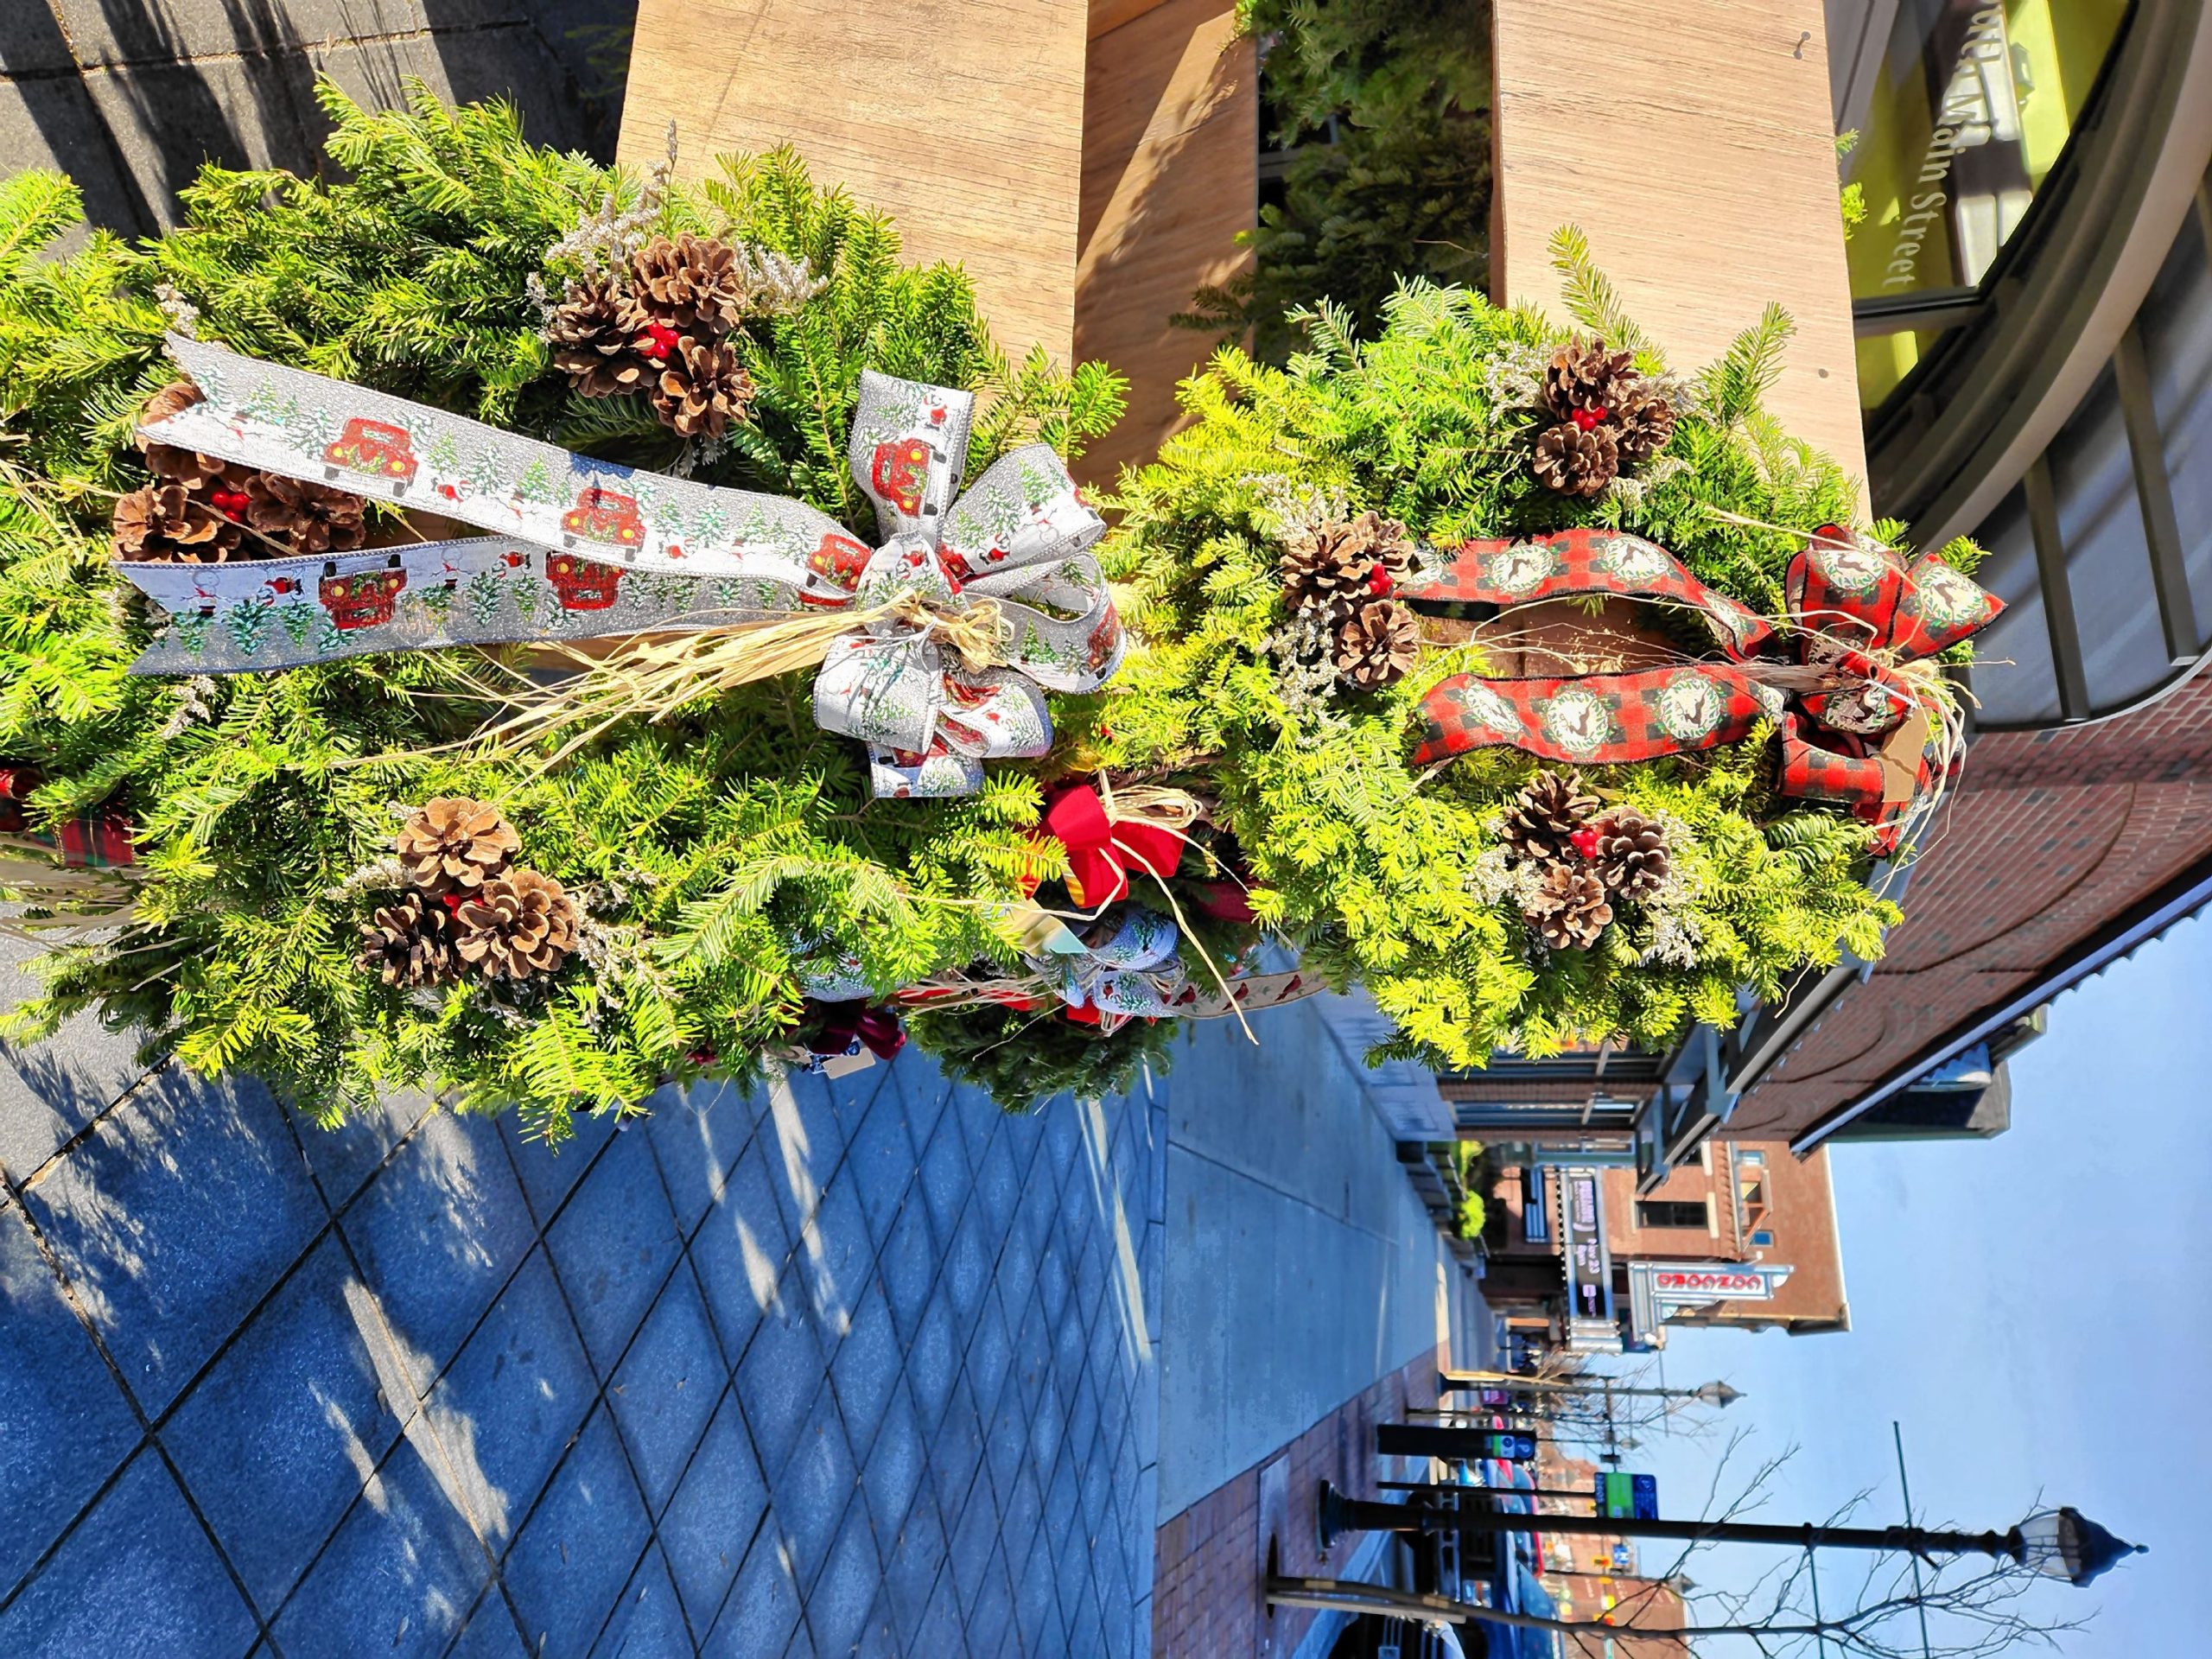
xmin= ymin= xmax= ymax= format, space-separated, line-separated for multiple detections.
xmin=1147 ymin=995 xmax=1488 ymax=1656
xmin=1 ymin=928 xmax=1163 ymax=1658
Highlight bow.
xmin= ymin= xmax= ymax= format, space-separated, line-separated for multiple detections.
xmin=1032 ymin=906 xmax=1185 ymax=1027
xmin=1407 ymin=526 xmax=2000 ymax=849
xmin=798 ymin=998 xmax=908 ymax=1062
xmin=1039 ymin=781 xmax=1193 ymax=909
xmin=122 ymin=339 xmax=1124 ymax=797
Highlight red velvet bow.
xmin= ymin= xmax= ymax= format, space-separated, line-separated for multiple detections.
xmin=802 ymin=999 xmax=906 ymax=1061
xmin=1040 ymin=782 xmax=1189 ymax=910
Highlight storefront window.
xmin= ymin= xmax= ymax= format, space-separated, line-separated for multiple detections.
xmin=1846 ymin=0 xmax=2129 ymax=408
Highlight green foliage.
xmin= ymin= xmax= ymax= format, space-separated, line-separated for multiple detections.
xmin=1182 ymin=0 xmax=1491 ymax=361
xmin=1837 ymin=130 xmax=1867 ymax=241
xmin=1457 ymin=1191 xmax=1487 ymax=1240
xmin=1104 ymin=276 xmax=1906 ymax=1071
xmin=905 ymin=1000 xmax=1181 ymax=1115
xmin=0 ymin=84 xmax=1123 ymax=1141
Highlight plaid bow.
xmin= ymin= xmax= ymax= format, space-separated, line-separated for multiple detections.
xmin=1406 ymin=525 xmax=2001 ymax=850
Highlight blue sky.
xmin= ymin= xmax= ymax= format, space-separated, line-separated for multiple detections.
xmin=1630 ymin=909 xmax=2210 ymax=1656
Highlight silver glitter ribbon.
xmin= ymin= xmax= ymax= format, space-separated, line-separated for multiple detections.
xmin=121 ymin=337 xmax=1125 ymax=796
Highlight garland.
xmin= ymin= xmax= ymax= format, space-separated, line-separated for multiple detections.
xmin=0 ymin=87 xmax=1995 ymax=1134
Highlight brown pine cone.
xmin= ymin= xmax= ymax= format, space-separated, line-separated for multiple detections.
xmin=111 ymin=482 xmax=242 ymax=563
xmin=1503 ymin=770 xmax=1598 ymax=863
xmin=1543 ymin=337 xmax=1637 ymax=418
xmin=244 ymin=472 xmax=368 ymax=556
xmin=630 ymin=233 xmax=748 ymax=337
xmin=1532 ymin=422 xmax=1619 ymax=498
xmin=651 ymin=334 xmax=756 ymax=439
xmin=548 ymin=270 xmax=654 ymax=398
xmin=1526 ymin=861 xmax=1614 ymax=950
xmin=1281 ymin=511 xmax=1414 ymax=612
xmin=396 ymin=797 xmax=520 ymax=893
xmin=1332 ymin=597 xmax=1421 ymax=689
xmin=454 ymin=868 xmax=581 ymax=982
xmin=1612 ymin=385 xmax=1677 ymax=463
xmin=356 ymin=890 xmax=461 ymax=989
xmin=135 ymin=381 xmax=235 ymax=489
xmin=1593 ymin=809 xmax=1670 ymax=901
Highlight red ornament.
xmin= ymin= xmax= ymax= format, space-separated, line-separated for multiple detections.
xmin=1569 ymin=825 xmax=1601 ymax=861
xmin=639 ymin=321 xmax=681 ymax=361
xmin=209 ymin=486 xmax=251 ymax=519
xmin=1570 ymin=407 xmax=1606 ymax=433
xmin=1366 ymin=563 xmax=1394 ymax=596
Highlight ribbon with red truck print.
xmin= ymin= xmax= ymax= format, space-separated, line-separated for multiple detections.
xmin=120 ymin=337 xmax=1126 ymax=798
xmin=1405 ymin=525 xmax=2001 ymax=851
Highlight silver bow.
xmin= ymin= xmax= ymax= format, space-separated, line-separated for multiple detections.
xmin=120 ymin=338 xmax=1124 ymax=797
xmin=810 ymin=372 xmax=1121 ymax=796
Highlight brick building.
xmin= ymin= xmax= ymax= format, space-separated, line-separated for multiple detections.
xmin=1529 ymin=1451 xmax=1690 ymax=1656
xmin=1480 ymin=1142 xmax=1849 ymax=1353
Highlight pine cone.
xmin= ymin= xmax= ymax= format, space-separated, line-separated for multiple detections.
xmin=356 ymin=890 xmax=461 ymax=989
xmin=1503 ymin=770 xmax=1597 ymax=863
xmin=396 ymin=796 xmax=520 ymax=893
xmin=1332 ymin=597 xmax=1421 ymax=689
xmin=1532 ymin=422 xmax=1619 ymax=498
xmin=547 ymin=271 xmax=653 ymax=398
xmin=1281 ymin=512 xmax=1414 ymax=612
xmin=135 ymin=381 xmax=237 ymax=490
xmin=630 ymin=233 xmax=748 ymax=337
xmin=1613 ymin=385 xmax=1677 ymax=463
xmin=1543 ymin=337 xmax=1637 ymax=418
xmin=651 ymin=334 xmax=756 ymax=439
xmin=111 ymin=482 xmax=242 ymax=563
xmin=244 ymin=472 xmax=368 ymax=556
xmin=1592 ymin=810 xmax=1670 ymax=901
xmin=1526 ymin=861 xmax=1614 ymax=950
xmin=454 ymin=868 xmax=581 ymax=981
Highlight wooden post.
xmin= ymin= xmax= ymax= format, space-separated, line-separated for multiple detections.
xmin=617 ymin=0 xmax=1093 ymax=366
xmin=1075 ymin=0 xmax=1255 ymax=482
xmin=617 ymin=0 xmax=1254 ymax=477
xmin=1489 ymin=0 xmax=1867 ymax=495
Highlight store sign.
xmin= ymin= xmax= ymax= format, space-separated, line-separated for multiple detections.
xmin=1558 ymin=1168 xmax=1616 ymax=1321
xmin=1597 ymin=1471 xmax=1660 ymax=1521
xmin=1649 ymin=1263 xmax=1792 ymax=1301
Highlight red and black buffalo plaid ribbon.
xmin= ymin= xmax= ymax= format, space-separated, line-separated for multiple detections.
xmin=0 ymin=766 xmax=136 ymax=868
xmin=1405 ymin=526 xmax=2002 ymax=851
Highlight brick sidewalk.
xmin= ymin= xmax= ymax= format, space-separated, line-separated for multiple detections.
xmin=1150 ymin=1350 xmax=1442 ymax=1658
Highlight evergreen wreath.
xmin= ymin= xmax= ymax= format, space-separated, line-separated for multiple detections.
xmin=0 ymin=86 xmax=1986 ymax=1135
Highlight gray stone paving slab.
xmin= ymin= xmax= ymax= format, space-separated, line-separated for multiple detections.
xmin=505 ymin=1405 xmax=652 ymax=1659
xmin=21 ymin=1070 xmax=325 ymax=1417
xmin=159 ymin=1234 xmax=406 ymax=1612
xmin=0 ymin=1447 xmax=257 ymax=1659
xmin=0 ymin=1194 xmax=140 ymax=1600
xmin=342 ymin=1106 xmax=537 ymax=1396
xmin=0 ymin=1038 xmax=1163 ymax=1656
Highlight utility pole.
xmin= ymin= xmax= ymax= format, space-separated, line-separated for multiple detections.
xmin=1437 ymin=1370 xmax=1744 ymax=1410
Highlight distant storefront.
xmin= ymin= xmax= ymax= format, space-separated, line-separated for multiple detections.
xmin=1483 ymin=1142 xmax=1850 ymax=1352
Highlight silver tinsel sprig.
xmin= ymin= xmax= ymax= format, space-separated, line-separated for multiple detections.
xmin=155 ymin=675 xmax=218 ymax=740
xmin=153 ymin=282 xmax=200 ymax=338
xmin=1478 ymin=340 xmax=1547 ymax=411
xmin=324 ymin=855 xmax=408 ymax=901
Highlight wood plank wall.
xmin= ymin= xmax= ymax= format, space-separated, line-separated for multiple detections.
xmin=617 ymin=0 xmax=1092 ymax=366
xmin=1490 ymin=0 xmax=1868 ymax=499
xmin=617 ymin=0 xmax=1254 ymax=482
xmin=1074 ymin=0 xmax=1255 ymax=484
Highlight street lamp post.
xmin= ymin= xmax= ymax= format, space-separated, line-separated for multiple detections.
xmin=1436 ymin=1370 xmax=1743 ymax=1410
xmin=1317 ymin=1483 xmax=2145 ymax=1587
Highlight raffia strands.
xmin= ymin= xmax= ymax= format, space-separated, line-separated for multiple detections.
xmin=459 ymin=595 xmax=1009 ymax=773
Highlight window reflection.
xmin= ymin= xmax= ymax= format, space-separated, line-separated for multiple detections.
xmin=1847 ymin=0 xmax=2128 ymax=408
xmin=1964 ymin=483 xmax=2063 ymax=725
xmin=2050 ymin=366 xmax=2165 ymax=709
xmin=2136 ymin=205 xmax=2212 ymax=647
